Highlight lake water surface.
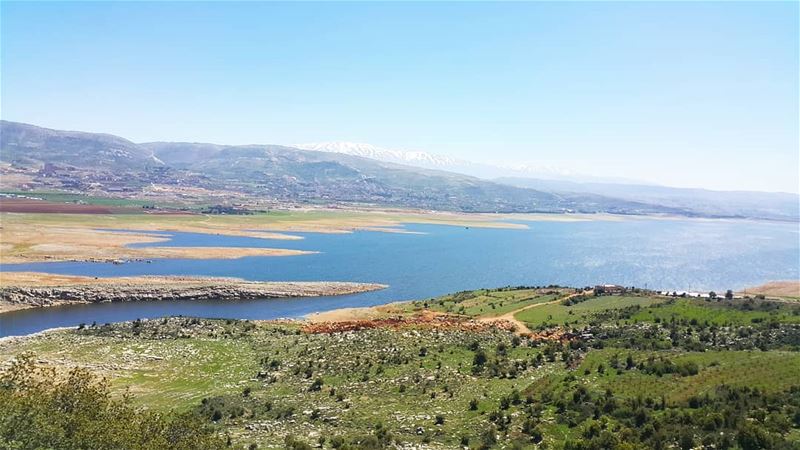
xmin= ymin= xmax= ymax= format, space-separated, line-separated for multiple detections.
xmin=1 ymin=218 xmax=798 ymax=336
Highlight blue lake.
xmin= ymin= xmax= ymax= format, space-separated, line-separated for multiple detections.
xmin=1 ymin=218 xmax=798 ymax=336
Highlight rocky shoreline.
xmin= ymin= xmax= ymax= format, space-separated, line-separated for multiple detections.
xmin=0 ymin=275 xmax=387 ymax=313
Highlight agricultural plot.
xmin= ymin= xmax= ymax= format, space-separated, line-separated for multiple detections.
xmin=0 ymin=190 xmax=159 ymax=208
xmin=631 ymin=298 xmax=800 ymax=325
xmin=411 ymin=287 xmax=570 ymax=318
xmin=576 ymin=348 xmax=800 ymax=403
xmin=514 ymin=294 xmax=666 ymax=328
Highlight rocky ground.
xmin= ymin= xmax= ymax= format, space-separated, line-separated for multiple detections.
xmin=0 ymin=273 xmax=386 ymax=313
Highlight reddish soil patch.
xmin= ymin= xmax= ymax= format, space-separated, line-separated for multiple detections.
xmin=524 ymin=328 xmax=571 ymax=342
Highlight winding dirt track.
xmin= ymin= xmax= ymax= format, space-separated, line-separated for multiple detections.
xmin=477 ymin=291 xmax=592 ymax=335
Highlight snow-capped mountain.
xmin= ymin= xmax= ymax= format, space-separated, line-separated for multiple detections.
xmin=294 ymin=141 xmax=648 ymax=185
xmin=295 ymin=142 xmax=593 ymax=181
xmin=294 ymin=142 xmax=464 ymax=168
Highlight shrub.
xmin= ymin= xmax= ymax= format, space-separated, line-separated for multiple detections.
xmin=0 ymin=354 xmax=228 ymax=449
xmin=309 ymin=378 xmax=324 ymax=392
xmin=285 ymin=435 xmax=313 ymax=450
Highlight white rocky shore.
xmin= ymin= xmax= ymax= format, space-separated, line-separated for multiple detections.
xmin=0 ymin=275 xmax=387 ymax=313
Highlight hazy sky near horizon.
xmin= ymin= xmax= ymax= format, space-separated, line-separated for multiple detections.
xmin=2 ymin=2 xmax=798 ymax=193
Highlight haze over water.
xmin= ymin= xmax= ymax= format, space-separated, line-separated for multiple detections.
xmin=1 ymin=218 xmax=798 ymax=337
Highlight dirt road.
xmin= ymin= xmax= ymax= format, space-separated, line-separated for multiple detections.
xmin=477 ymin=291 xmax=592 ymax=335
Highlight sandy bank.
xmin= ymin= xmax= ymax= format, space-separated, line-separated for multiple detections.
xmin=0 ymin=221 xmax=313 ymax=264
xmin=0 ymin=209 xmax=526 ymax=264
xmin=740 ymin=280 xmax=800 ymax=299
xmin=0 ymin=273 xmax=387 ymax=313
xmin=305 ymin=303 xmax=407 ymax=322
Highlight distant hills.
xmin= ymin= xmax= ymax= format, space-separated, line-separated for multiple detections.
xmin=498 ymin=178 xmax=800 ymax=222
xmin=0 ymin=121 xmax=796 ymax=220
xmin=0 ymin=120 xmax=164 ymax=171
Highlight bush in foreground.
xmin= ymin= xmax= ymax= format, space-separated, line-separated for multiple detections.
xmin=0 ymin=354 xmax=228 ymax=450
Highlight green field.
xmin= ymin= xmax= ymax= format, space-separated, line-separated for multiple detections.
xmin=577 ymin=348 xmax=800 ymax=403
xmin=630 ymin=297 xmax=800 ymax=325
xmin=513 ymin=294 xmax=667 ymax=328
xmin=408 ymin=287 xmax=570 ymax=318
xmin=1 ymin=190 xmax=161 ymax=207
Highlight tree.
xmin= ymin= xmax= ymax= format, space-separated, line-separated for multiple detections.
xmin=737 ymin=422 xmax=774 ymax=450
xmin=309 ymin=378 xmax=324 ymax=392
xmin=725 ymin=289 xmax=734 ymax=300
xmin=473 ymin=349 xmax=488 ymax=368
xmin=0 ymin=354 xmax=228 ymax=449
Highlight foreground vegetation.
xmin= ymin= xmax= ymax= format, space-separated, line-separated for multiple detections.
xmin=2 ymin=288 xmax=799 ymax=449
xmin=0 ymin=355 xmax=228 ymax=449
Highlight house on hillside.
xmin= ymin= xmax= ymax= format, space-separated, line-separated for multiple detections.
xmin=594 ymin=284 xmax=626 ymax=295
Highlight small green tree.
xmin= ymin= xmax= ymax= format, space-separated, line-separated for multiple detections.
xmin=309 ymin=378 xmax=324 ymax=392
xmin=0 ymin=354 xmax=228 ymax=449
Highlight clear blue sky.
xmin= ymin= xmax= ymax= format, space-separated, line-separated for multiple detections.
xmin=2 ymin=1 xmax=798 ymax=193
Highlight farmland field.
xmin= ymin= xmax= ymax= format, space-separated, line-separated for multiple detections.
xmin=513 ymin=294 xmax=667 ymax=328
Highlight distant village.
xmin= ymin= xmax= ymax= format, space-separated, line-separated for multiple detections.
xmin=594 ymin=283 xmax=743 ymax=300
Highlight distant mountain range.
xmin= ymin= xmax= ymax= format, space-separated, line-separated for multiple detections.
xmin=0 ymin=121 xmax=796 ymax=220
xmin=296 ymin=141 xmax=799 ymax=221
xmin=497 ymin=177 xmax=800 ymax=222
xmin=295 ymin=141 xmax=644 ymax=184
xmin=295 ymin=142 xmax=463 ymax=169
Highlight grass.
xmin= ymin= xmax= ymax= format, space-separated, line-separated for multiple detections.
xmin=630 ymin=298 xmax=800 ymax=325
xmin=0 ymin=318 xmax=553 ymax=448
xmin=576 ymin=348 xmax=800 ymax=403
xmin=2 ymin=288 xmax=799 ymax=449
xmin=410 ymin=288 xmax=567 ymax=318
xmin=2 ymin=330 xmax=259 ymax=410
xmin=514 ymin=294 xmax=666 ymax=328
xmin=1 ymin=190 xmax=159 ymax=208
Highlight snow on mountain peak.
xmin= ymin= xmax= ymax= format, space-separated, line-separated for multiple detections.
xmin=293 ymin=142 xmax=640 ymax=184
xmin=294 ymin=142 xmax=462 ymax=167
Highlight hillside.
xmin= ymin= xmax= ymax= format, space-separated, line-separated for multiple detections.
xmin=3 ymin=287 xmax=799 ymax=449
xmin=0 ymin=120 xmax=162 ymax=170
xmin=0 ymin=121 xmax=679 ymax=214
xmin=142 ymin=141 xmax=573 ymax=212
xmin=498 ymin=177 xmax=800 ymax=222
xmin=1 ymin=120 xmax=792 ymax=219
